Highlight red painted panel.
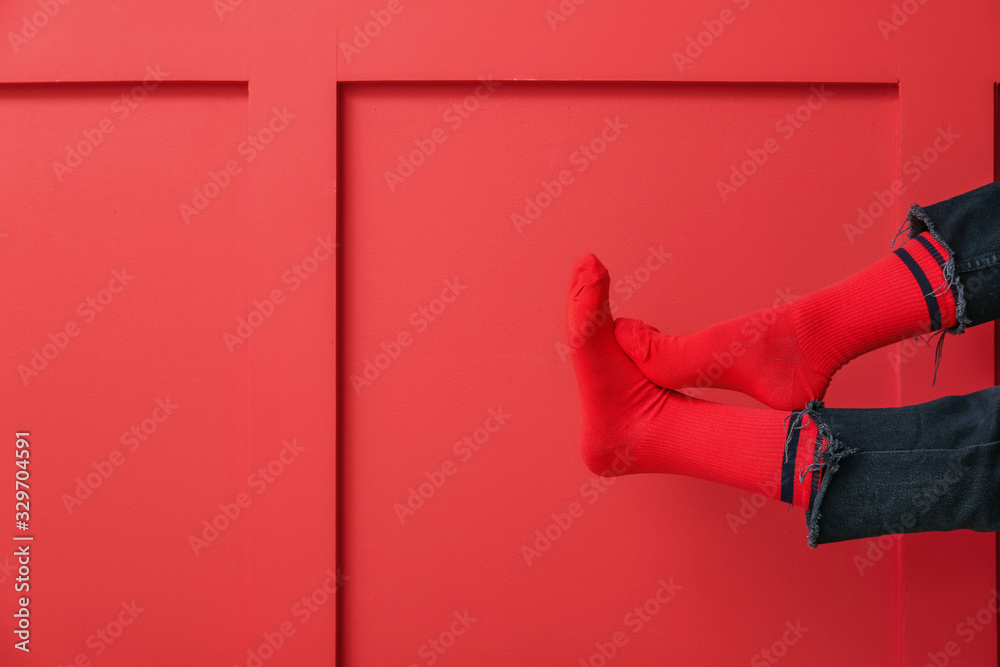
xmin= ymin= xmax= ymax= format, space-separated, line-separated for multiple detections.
xmin=0 ymin=0 xmax=994 ymax=664
xmin=0 ymin=82 xmax=249 ymax=664
xmin=341 ymin=81 xmax=905 ymax=665
xmin=337 ymin=0 xmax=897 ymax=82
xmin=0 ymin=0 xmax=246 ymax=82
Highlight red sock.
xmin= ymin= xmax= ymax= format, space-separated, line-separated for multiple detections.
xmin=614 ymin=232 xmax=957 ymax=410
xmin=567 ymin=253 xmax=822 ymax=509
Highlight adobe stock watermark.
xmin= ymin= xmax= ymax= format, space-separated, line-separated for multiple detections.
xmin=180 ymin=107 xmax=296 ymax=224
xmin=921 ymin=588 xmax=999 ymax=667
xmin=0 ymin=556 xmax=14 ymax=585
xmin=188 ymin=438 xmax=306 ymax=556
xmin=235 ymin=567 xmax=349 ymax=667
xmin=750 ymin=620 xmax=809 ymax=666
xmin=17 ymin=268 xmax=136 ymax=386
xmin=7 ymin=0 xmax=72 ymax=54
xmin=887 ymin=326 xmax=934 ymax=372
xmin=393 ymin=407 xmax=512 ymax=524
xmin=716 ymin=85 xmax=833 ymax=201
xmin=53 ymin=600 xmax=146 ymax=664
xmin=213 ymin=0 xmax=244 ymax=20
xmin=877 ymin=0 xmax=931 ymax=40
xmin=843 ymin=126 xmax=960 ymax=243
xmin=556 ymin=246 xmax=673 ymax=363
xmin=672 ymin=0 xmax=753 ymax=72
xmin=51 ymin=67 xmax=169 ymax=182
xmin=223 ymin=235 xmax=337 ymax=352
xmin=339 ymin=0 xmax=403 ymax=63
xmin=544 ymin=0 xmax=590 ymax=31
xmin=512 ymin=116 xmax=628 ymax=234
xmin=724 ymin=478 xmax=780 ymax=535
xmin=521 ymin=449 xmax=638 ymax=567
xmin=405 ymin=610 xmax=477 ymax=667
xmin=61 ymin=397 xmax=179 ymax=514
xmin=888 ymin=263 xmax=1000 ymax=372
xmin=384 ymin=77 xmax=501 ymax=192
xmin=853 ymin=455 xmax=971 ymax=576
xmin=350 ymin=278 xmax=466 ymax=394
xmin=683 ymin=288 xmax=798 ymax=397
xmin=578 ymin=578 xmax=682 ymax=667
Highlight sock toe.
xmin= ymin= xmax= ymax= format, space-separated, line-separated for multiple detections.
xmin=569 ymin=252 xmax=609 ymax=299
xmin=566 ymin=253 xmax=614 ymax=345
xmin=614 ymin=318 xmax=655 ymax=361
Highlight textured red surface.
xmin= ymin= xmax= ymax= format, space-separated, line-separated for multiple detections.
xmin=0 ymin=0 xmax=995 ymax=665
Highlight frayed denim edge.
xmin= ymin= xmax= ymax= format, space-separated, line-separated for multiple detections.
xmin=800 ymin=400 xmax=860 ymax=549
xmin=900 ymin=202 xmax=971 ymax=336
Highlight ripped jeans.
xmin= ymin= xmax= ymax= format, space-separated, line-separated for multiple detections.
xmin=793 ymin=181 xmax=1000 ymax=547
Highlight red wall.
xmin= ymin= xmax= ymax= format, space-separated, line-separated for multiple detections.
xmin=0 ymin=0 xmax=995 ymax=665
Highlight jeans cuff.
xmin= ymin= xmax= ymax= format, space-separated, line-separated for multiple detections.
xmin=799 ymin=400 xmax=860 ymax=548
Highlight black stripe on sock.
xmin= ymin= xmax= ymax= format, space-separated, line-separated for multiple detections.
xmin=894 ymin=247 xmax=942 ymax=331
xmin=914 ymin=234 xmax=947 ymax=272
xmin=781 ymin=412 xmax=804 ymax=504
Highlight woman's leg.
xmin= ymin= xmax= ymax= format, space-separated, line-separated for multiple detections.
xmin=566 ymin=250 xmax=1000 ymax=547
xmin=568 ymin=246 xmax=1000 ymax=548
xmin=793 ymin=183 xmax=1000 ymax=545
xmin=905 ymin=180 xmax=1000 ymax=329
xmin=567 ymin=253 xmax=826 ymax=510
xmin=612 ymin=181 xmax=1000 ymax=410
xmin=800 ymin=389 xmax=1000 ymax=547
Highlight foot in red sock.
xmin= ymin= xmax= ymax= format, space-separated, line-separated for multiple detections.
xmin=566 ymin=252 xmax=822 ymax=509
xmin=614 ymin=232 xmax=957 ymax=411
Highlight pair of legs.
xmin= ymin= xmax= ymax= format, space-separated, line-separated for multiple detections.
xmin=568 ymin=181 xmax=1000 ymax=547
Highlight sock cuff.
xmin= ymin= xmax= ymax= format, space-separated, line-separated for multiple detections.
xmin=781 ymin=415 xmax=819 ymax=508
xmin=893 ymin=231 xmax=957 ymax=331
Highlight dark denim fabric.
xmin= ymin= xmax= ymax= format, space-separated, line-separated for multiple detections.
xmin=806 ymin=390 xmax=1000 ymax=546
xmin=805 ymin=182 xmax=1000 ymax=547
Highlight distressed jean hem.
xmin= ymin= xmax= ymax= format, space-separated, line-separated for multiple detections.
xmin=795 ymin=400 xmax=860 ymax=548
